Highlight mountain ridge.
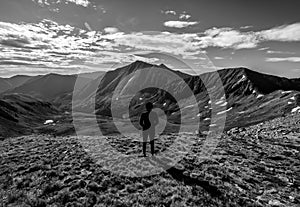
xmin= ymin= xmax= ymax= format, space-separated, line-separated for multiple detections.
xmin=0 ymin=61 xmax=299 ymax=138
xmin=1 ymin=62 xmax=300 ymax=110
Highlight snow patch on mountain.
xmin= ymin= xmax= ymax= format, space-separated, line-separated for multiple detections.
xmin=291 ymin=106 xmax=300 ymax=113
xmin=217 ymin=107 xmax=232 ymax=115
xmin=44 ymin=120 xmax=54 ymax=125
xmin=281 ymin=91 xmax=292 ymax=94
xmin=257 ymin=94 xmax=264 ymax=98
xmin=236 ymin=75 xmax=247 ymax=85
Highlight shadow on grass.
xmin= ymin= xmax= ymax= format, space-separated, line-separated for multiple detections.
xmin=147 ymin=156 xmax=223 ymax=198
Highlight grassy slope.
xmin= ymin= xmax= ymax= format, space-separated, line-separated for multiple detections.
xmin=0 ymin=113 xmax=299 ymax=206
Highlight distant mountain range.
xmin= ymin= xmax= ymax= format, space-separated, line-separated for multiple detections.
xmin=0 ymin=61 xmax=299 ymax=137
xmin=0 ymin=75 xmax=32 ymax=93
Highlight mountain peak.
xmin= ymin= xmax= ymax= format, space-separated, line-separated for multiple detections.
xmin=120 ymin=61 xmax=160 ymax=74
xmin=127 ymin=61 xmax=174 ymax=71
xmin=130 ymin=60 xmax=154 ymax=68
xmin=159 ymin=63 xmax=170 ymax=69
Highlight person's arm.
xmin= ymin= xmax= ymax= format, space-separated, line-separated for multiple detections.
xmin=139 ymin=114 xmax=144 ymax=128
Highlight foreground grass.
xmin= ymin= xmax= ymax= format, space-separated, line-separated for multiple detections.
xmin=0 ymin=113 xmax=299 ymax=206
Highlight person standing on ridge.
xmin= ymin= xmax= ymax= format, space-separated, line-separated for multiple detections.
xmin=139 ymin=102 xmax=159 ymax=157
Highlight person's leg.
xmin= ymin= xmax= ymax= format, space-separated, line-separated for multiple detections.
xmin=142 ymin=130 xmax=148 ymax=156
xmin=149 ymin=128 xmax=155 ymax=155
xmin=150 ymin=140 xmax=154 ymax=155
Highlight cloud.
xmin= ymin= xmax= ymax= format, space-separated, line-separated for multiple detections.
xmin=196 ymin=27 xmax=259 ymax=49
xmin=266 ymin=50 xmax=295 ymax=54
xmin=0 ymin=19 xmax=98 ymax=70
xmin=163 ymin=10 xmax=177 ymax=15
xmin=32 ymin=0 xmax=91 ymax=7
xmin=84 ymin=51 xmax=160 ymax=66
xmin=240 ymin=25 xmax=253 ymax=29
xmin=179 ymin=14 xmax=191 ymax=20
xmin=102 ymin=31 xmax=202 ymax=58
xmin=266 ymin=57 xmax=300 ymax=62
xmin=258 ymin=47 xmax=269 ymax=51
xmin=65 ymin=0 xmax=90 ymax=7
xmin=195 ymin=23 xmax=300 ymax=49
xmin=0 ymin=60 xmax=36 ymax=65
xmin=84 ymin=22 xmax=92 ymax=31
xmin=164 ymin=21 xmax=199 ymax=28
xmin=163 ymin=10 xmax=191 ymax=20
xmin=1 ymin=19 xmax=300 ymax=77
xmin=1 ymin=38 xmax=31 ymax=48
xmin=103 ymin=27 xmax=120 ymax=34
xmin=214 ymin=57 xmax=225 ymax=60
xmin=31 ymin=0 xmax=49 ymax=7
xmin=0 ymin=20 xmax=205 ymax=76
xmin=259 ymin=23 xmax=300 ymax=41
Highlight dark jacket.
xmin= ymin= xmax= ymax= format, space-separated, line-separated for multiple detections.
xmin=139 ymin=111 xmax=158 ymax=131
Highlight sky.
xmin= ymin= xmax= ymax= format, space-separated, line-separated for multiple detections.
xmin=0 ymin=0 xmax=300 ymax=78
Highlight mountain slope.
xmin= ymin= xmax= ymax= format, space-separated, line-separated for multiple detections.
xmin=242 ymin=68 xmax=300 ymax=93
xmin=1 ymin=61 xmax=300 ymax=137
xmin=0 ymin=94 xmax=59 ymax=137
xmin=0 ymin=78 xmax=11 ymax=93
xmin=86 ymin=62 xmax=300 ymax=116
xmin=0 ymin=75 xmax=32 ymax=93
xmin=64 ymin=61 xmax=300 ymax=136
xmin=3 ymin=73 xmax=92 ymax=102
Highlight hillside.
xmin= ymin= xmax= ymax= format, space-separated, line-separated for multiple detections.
xmin=1 ymin=74 xmax=95 ymax=111
xmin=80 ymin=62 xmax=300 ymax=121
xmin=0 ymin=112 xmax=299 ymax=206
xmin=61 ymin=61 xmax=299 ymax=137
xmin=1 ymin=61 xmax=300 ymax=137
xmin=0 ymin=94 xmax=59 ymax=138
xmin=0 ymin=75 xmax=32 ymax=93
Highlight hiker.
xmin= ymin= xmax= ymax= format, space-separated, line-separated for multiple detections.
xmin=139 ymin=102 xmax=159 ymax=157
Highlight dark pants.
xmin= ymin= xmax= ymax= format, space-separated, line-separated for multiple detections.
xmin=142 ymin=128 xmax=155 ymax=155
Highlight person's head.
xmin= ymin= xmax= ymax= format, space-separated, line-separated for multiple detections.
xmin=145 ymin=102 xmax=153 ymax=112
